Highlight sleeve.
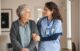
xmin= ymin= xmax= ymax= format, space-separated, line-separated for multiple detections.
xmin=33 ymin=21 xmax=39 ymax=34
xmin=54 ymin=20 xmax=63 ymax=34
xmin=10 ymin=22 xmax=22 ymax=51
xmin=27 ymin=21 xmax=39 ymax=51
xmin=37 ymin=20 xmax=41 ymax=36
xmin=37 ymin=17 xmax=47 ymax=36
xmin=41 ymin=20 xmax=63 ymax=41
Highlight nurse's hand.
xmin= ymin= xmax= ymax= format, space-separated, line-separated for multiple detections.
xmin=32 ymin=33 xmax=40 ymax=41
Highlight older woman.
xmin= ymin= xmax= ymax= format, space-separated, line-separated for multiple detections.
xmin=10 ymin=4 xmax=40 ymax=51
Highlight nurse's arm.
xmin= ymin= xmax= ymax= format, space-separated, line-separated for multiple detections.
xmin=41 ymin=20 xmax=63 ymax=41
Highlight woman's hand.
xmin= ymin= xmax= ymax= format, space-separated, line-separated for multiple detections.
xmin=21 ymin=48 xmax=29 ymax=51
xmin=32 ymin=33 xmax=40 ymax=41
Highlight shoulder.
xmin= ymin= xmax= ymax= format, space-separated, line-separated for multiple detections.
xmin=11 ymin=20 xmax=19 ymax=30
xmin=37 ymin=16 xmax=47 ymax=23
xmin=56 ymin=19 xmax=62 ymax=23
xmin=29 ymin=20 xmax=35 ymax=24
xmin=55 ymin=19 xmax=62 ymax=25
xmin=39 ymin=16 xmax=47 ymax=21
xmin=29 ymin=20 xmax=37 ymax=27
xmin=12 ymin=19 xmax=19 ymax=25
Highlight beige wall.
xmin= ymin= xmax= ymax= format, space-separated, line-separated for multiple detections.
xmin=1 ymin=0 xmax=67 ymax=51
xmin=0 ymin=0 xmax=1 ymax=35
xmin=59 ymin=0 xmax=67 ymax=49
xmin=72 ymin=0 xmax=79 ymax=51
xmin=79 ymin=0 xmax=80 ymax=51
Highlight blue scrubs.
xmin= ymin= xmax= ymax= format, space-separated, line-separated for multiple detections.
xmin=37 ymin=17 xmax=63 ymax=51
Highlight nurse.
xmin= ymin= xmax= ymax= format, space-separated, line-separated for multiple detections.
xmin=37 ymin=1 xmax=63 ymax=51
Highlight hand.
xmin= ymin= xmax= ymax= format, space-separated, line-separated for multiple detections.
xmin=32 ymin=33 xmax=40 ymax=41
xmin=21 ymin=48 xmax=29 ymax=51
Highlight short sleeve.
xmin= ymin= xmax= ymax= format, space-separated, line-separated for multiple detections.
xmin=54 ymin=20 xmax=63 ymax=34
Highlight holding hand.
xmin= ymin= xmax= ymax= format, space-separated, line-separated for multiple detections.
xmin=21 ymin=48 xmax=29 ymax=51
xmin=32 ymin=33 xmax=40 ymax=41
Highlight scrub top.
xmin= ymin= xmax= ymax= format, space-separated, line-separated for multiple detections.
xmin=38 ymin=17 xmax=63 ymax=51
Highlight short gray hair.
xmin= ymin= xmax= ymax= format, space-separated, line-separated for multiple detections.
xmin=16 ymin=4 xmax=27 ymax=18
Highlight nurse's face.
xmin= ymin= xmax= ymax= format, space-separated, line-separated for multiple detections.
xmin=43 ymin=6 xmax=53 ymax=17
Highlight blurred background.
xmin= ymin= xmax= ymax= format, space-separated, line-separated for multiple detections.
xmin=0 ymin=0 xmax=80 ymax=51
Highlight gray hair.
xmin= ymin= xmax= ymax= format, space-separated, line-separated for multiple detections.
xmin=16 ymin=4 xmax=28 ymax=18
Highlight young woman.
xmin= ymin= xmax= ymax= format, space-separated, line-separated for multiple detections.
xmin=37 ymin=1 xmax=63 ymax=51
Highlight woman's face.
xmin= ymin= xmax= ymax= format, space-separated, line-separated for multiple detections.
xmin=43 ymin=6 xmax=53 ymax=17
xmin=21 ymin=8 xmax=31 ymax=22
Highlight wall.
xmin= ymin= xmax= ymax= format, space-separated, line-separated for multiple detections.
xmin=1 ymin=0 xmax=67 ymax=51
xmin=72 ymin=0 xmax=79 ymax=51
xmin=0 ymin=0 xmax=1 ymax=35
xmin=79 ymin=0 xmax=80 ymax=51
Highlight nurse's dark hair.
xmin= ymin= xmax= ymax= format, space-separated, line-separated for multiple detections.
xmin=45 ymin=1 xmax=63 ymax=21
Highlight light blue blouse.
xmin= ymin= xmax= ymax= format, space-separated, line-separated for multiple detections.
xmin=19 ymin=23 xmax=31 ymax=48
